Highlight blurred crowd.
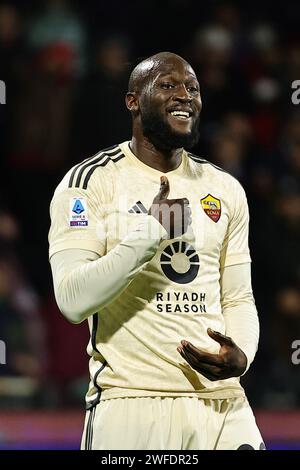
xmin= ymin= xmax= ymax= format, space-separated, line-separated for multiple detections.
xmin=0 ymin=0 xmax=299 ymax=409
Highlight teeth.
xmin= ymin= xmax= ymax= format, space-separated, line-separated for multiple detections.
xmin=170 ymin=111 xmax=190 ymax=118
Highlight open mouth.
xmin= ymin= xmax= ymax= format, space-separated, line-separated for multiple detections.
xmin=168 ymin=110 xmax=192 ymax=120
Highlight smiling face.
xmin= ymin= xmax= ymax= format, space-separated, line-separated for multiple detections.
xmin=127 ymin=54 xmax=202 ymax=151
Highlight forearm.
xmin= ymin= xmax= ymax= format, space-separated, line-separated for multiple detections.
xmin=50 ymin=215 xmax=166 ymax=323
xmin=221 ymin=263 xmax=259 ymax=373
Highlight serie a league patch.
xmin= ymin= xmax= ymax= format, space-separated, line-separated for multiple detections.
xmin=200 ymin=194 xmax=221 ymax=222
xmin=69 ymin=198 xmax=88 ymax=227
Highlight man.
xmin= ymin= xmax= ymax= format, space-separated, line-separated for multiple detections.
xmin=49 ymin=52 xmax=264 ymax=450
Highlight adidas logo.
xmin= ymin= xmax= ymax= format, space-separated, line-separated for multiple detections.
xmin=128 ymin=201 xmax=148 ymax=214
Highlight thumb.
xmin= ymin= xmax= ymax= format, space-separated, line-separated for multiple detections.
xmin=153 ymin=176 xmax=170 ymax=202
xmin=207 ymin=328 xmax=233 ymax=347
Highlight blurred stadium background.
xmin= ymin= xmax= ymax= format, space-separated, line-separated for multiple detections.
xmin=0 ymin=0 xmax=299 ymax=450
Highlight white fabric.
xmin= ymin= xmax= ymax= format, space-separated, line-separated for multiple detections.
xmin=50 ymin=216 xmax=167 ymax=323
xmin=49 ymin=141 xmax=258 ymax=399
xmin=81 ymin=396 xmax=264 ymax=450
xmin=51 ymin=249 xmax=259 ymax=372
xmin=220 ymin=263 xmax=259 ymax=373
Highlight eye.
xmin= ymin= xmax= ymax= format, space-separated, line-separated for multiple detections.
xmin=160 ymin=83 xmax=175 ymax=89
xmin=187 ymin=86 xmax=199 ymax=94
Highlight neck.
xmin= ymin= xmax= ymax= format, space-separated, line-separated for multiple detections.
xmin=130 ymin=135 xmax=183 ymax=173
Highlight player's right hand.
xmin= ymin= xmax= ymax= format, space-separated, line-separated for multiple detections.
xmin=149 ymin=175 xmax=192 ymax=238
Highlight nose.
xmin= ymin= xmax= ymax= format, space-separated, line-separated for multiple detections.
xmin=174 ymin=84 xmax=192 ymax=103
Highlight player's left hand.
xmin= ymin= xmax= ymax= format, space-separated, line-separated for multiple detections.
xmin=177 ymin=328 xmax=247 ymax=380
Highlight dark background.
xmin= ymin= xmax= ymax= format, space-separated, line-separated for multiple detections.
xmin=0 ymin=0 xmax=299 ymax=449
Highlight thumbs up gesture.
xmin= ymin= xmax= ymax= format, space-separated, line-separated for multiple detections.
xmin=149 ymin=176 xmax=192 ymax=238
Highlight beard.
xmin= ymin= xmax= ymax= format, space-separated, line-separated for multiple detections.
xmin=140 ymin=106 xmax=200 ymax=152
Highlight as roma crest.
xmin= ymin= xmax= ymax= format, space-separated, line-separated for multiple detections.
xmin=200 ymin=194 xmax=221 ymax=222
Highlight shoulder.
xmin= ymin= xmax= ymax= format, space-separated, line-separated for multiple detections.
xmin=66 ymin=144 xmax=126 ymax=190
xmin=53 ymin=143 xmax=126 ymax=195
xmin=51 ymin=143 xmax=127 ymax=208
xmin=186 ymin=151 xmax=245 ymax=193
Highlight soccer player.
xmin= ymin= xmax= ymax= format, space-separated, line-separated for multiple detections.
xmin=49 ymin=52 xmax=265 ymax=450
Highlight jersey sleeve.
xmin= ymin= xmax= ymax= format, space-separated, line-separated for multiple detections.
xmin=220 ymin=180 xmax=251 ymax=269
xmin=49 ymin=171 xmax=107 ymax=258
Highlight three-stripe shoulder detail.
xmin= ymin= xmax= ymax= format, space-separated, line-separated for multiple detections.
xmin=188 ymin=152 xmax=228 ymax=174
xmin=68 ymin=145 xmax=125 ymax=189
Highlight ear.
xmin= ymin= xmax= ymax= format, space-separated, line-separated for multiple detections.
xmin=125 ymin=92 xmax=139 ymax=113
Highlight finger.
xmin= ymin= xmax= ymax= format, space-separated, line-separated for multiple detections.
xmin=184 ymin=347 xmax=223 ymax=367
xmin=178 ymin=346 xmax=197 ymax=367
xmin=181 ymin=341 xmax=223 ymax=366
xmin=157 ymin=175 xmax=170 ymax=200
xmin=183 ymin=352 xmax=221 ymax=378
xmin=187 ymin=358 xmax=220 ymax=376
xmin=179 ymin=349 xmax=220 ymax=380
xmin=180 ymin=346 xmax=215 ymax=371
xmin=207 ymin=328 xmax=234 ymax=347
xmin=195 ymin=370 xmax=218 ymax=381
